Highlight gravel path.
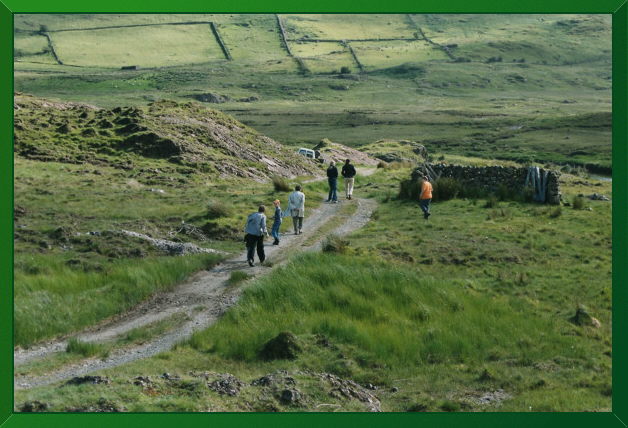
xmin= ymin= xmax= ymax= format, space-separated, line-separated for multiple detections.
xmin=14 ymin=190 xmax=377 ymax=390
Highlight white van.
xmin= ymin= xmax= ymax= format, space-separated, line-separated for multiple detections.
xmin=297 ymin=148 xmax=316 ymax=159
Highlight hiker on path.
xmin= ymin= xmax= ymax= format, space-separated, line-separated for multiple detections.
xmin=271 ymin=199 xmax=282 ymax=245
xmin=326 ymin=161 xmax=338 ymax=203
xmin=419 ymin=175 xmax=433 ymax=220
xmin=341 ymin=159 xmax=356 ymax=200
xmin=288 ymin=185 xmax=305 ymax=235
xmin=244 ymin=205 xmax=268 ymax=266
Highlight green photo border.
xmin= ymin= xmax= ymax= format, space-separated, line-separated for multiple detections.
xmin=1 ymin=1 xmax=626 ymax=427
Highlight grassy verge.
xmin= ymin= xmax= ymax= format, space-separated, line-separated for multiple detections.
xmin=15 ymin=250 xmax=610 ymax=412
xmin=15 ymin=254 xmax=221 ymax=348
xmin=14 ymin=156 xmax=326 ymax=347
xmin=15 ymin=313 xmax=190 ymax=378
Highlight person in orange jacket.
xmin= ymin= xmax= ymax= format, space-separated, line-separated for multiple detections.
xmin=419 ymin=175 xmax=433 ymax=220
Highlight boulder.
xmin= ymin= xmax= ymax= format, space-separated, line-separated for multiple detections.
xmin=259 ymin=331 xmax=301 ymax=360
xmin=571 ymin=305 xmax=601 ymax=327
xmin=190 ymin=93 xmax=230 ymax=103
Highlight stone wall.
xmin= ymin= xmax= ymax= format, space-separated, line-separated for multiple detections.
xmin=412 ymin=163 xmax=561 ymax=204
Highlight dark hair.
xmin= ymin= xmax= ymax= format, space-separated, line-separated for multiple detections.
xmin=345 ymin=159 xmax=351 ymax=163
xmin=295 ymin=185 xmax=302 ymax=191
xmin=258 ymin=205 xmax=266 ymax=212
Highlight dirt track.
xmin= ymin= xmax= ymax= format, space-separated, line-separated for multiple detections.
xmin=15 ymin=184 xmax=377 ymax=390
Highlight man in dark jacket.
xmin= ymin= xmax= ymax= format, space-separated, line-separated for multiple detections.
xmin=244 ymin=205 xmax=268 ymax=266
xmin=341 ymin=159 xmax=357 ymax=200
xmin=326 ymin=161 xmax=338 ymax=203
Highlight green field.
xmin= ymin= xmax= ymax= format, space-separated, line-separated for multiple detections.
xmin=51 ymin=24 xmax=224 ymax=68
xmin=14 ymin=13 xmax=611 ymax=171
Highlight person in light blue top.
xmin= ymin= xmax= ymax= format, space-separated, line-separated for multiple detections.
xmin=271 ymin=199 xmax=282 ymax=245
xmin=244 ymin=205 xmax=268 ymax=267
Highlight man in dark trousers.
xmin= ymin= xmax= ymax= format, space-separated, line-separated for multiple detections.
xmin=244 ymin=205 xmax=268 ymax=266
xmin=419 ymin=175 xmax=433 ymax=220
xmin=326 ymin=161 xmax=338 ymax=203
xmin=341 ymin=159 xmax=356 ymax=200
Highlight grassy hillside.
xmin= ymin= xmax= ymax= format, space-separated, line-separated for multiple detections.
xmin=14 ymin=14 xmax=612 ymax=171
xmin=15 ymin=166 xmax=612 ymax=411
xmin=14 ymin=93 xmax=321 ymax=179
xmin=13 ymin=94 xmax=326 ymax=347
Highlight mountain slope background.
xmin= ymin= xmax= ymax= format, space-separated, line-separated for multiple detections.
xmin=14 ymin=13 xmax=611 ymax=171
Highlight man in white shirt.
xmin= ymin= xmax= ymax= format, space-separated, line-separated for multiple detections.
xmin=288 ymin=185 xmax=305 ymax=235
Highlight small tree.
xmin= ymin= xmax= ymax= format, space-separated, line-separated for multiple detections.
xmin=340 ymin=66 xmax=351 ymax=74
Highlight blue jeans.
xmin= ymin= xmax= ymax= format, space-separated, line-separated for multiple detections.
xmin=271 ymin=220 xmax=281 ymax=241
xmin=327 ymin=178 xmax=338 ymax=201
xmin=420 ymin=198 xmax=431 ymax=219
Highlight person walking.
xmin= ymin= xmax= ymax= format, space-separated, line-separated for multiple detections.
xmin=419 ymin=175 xmax=433 ymax=220
xmin=326 ymin=161 xmax=338 ymax=203
xmin=244 ymin=205 xmax=268 ymax=266
xmin=288 ymin=185 xmax=305 ymax=235
xmin=341 ymin=159 xmax=356 ymax=200
xmin=271 ymin=199 xmax=282 ymax=245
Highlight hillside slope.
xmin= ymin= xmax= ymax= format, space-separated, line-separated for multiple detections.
xmin=14 ymin=93 xmax=321 ymax=180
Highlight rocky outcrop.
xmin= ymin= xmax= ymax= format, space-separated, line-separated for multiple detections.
xmin=362 ymin=140 xmax=428 ymax=164
xmin=14 ymin=94 xmax=322 ymax=180
xmin=312 ymin=138 xmax=380 ymax=166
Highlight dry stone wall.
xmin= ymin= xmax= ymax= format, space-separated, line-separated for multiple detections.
xmin=413 ymin=163 xmax=561 ymax=204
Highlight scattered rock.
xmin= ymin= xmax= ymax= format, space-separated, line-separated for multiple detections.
xmin=251 ymin=371 xmax=296 ymax=387
xmin=391 ymin=387 xmax=399 ymax=393
xmin=320 ymin=372 xmax=381 ymax=412
xmin=190 ymin=93 xmax=230 ymax=103
xmin=207 ymin=373 xmax=245 ymax=396
xmin=259 ymin=331 xmax=301 ymax=360
xmin=19 ymin=401 xmax=48 ymax=412
xmin=148 ymin=188 xmax=166 ymax=194
xmin=589 ymin=193 xmax=610 ymax=201
xmin=473 ymin=389 xmax=512 ymax=405
xmin=237 ymin=96 xmax=260 ymax=102
xmin=279 ymin=388 xmax=301 ymax=404
xmin=133 ymin=376 xmax=153 ymax=387
xmin=119 ymin=229 xmax=225 ymax=256
xmin=65 ymin=375 xmax=110 ymax=386
xmin=160 ymin=372 xmax=180 ymax=381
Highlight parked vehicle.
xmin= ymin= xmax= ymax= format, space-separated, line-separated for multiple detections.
xmin=297 ymin=148 xmax=316 ymax=159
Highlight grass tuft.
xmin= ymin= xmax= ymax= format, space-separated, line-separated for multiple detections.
xmin=228 ymin=270 xmax=252 ymax=286
xmin=322 ymin=234 xmax=350 ymax=254
xmin=206 ymin=199 xmax=233 ymax=219
xmin=272 ymin=176 xmax=291 ymax=192
xmin=66 ymin=338 xmax=108 ymax=358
